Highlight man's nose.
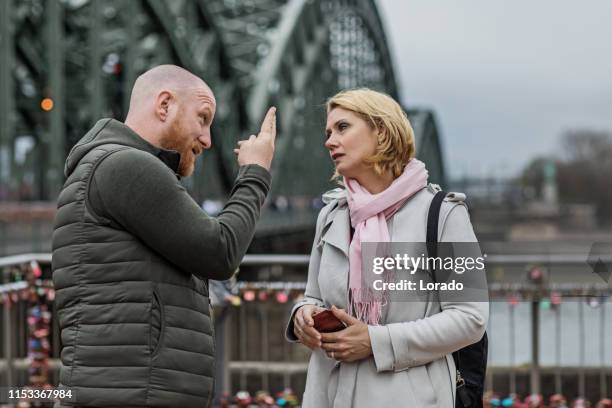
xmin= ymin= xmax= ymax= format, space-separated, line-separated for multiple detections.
xmin=199 ymin=131 xmax=212 ymax=150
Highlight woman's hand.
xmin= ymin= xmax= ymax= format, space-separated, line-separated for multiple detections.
xmin=293 ymin=304 xmax=325 ymax=349
xmin=320 ymin=306 xmax=373 ymax=363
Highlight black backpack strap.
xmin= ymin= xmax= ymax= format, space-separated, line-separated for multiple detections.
xmin=426 ymin=191 xmax=462 ymax=369
xmin=426 ymin=190 xmax=446 ymax=266
xmin=427 ymin=190 xmax=488 ymax=408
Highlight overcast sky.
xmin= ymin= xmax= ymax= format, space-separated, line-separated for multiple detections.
xmin=377 ymin=0 xmax=612 ymax=179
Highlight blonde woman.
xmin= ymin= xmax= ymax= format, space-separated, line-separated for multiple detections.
xmin=285 ymin=89 xmax=488 ymax=408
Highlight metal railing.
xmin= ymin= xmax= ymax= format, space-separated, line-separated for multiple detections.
xmin=1 ymin=253 xmax=611 ymax=402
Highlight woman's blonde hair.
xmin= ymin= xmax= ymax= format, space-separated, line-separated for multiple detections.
xmin=326 ymin=88 xmax=415 ymax=178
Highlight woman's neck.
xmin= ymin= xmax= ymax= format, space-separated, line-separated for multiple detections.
xmin=354 ymin=170 xmax=394 ymax=194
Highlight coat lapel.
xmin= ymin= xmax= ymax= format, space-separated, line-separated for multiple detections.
xmin=321 ymin=205 xmax=350 ymax=258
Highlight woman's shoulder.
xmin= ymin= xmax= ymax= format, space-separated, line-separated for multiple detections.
xmin=321 ymin=187 xmax=347 ymax=205
xmin=318 ymin=184 xmax=469 ymax=215
xmin=310 ymin=188 xmax=347 ymax=243
xmin=409 ymin=183 xmax=468 ymax=207
xmin=316 ymin=184 xmax=471 ymax=228
xmin=318 ymin=187 xmax=348 ymax=215
xmin=391 ymin=184 xmax=474 ymax=241
xmin=316 ymin=187 xmax=346 ymax=222
xmin=396 ymin=183 xmax=470 ymax=226
xmin=418 ymin=184 xmax=475 ymax=240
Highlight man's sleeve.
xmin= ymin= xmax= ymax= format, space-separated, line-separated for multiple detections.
xmin=89 ymin=148 xmax=271 ymax=280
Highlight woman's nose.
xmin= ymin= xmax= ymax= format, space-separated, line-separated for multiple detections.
xmin=325 ymin=134 xmax=337 ymax=150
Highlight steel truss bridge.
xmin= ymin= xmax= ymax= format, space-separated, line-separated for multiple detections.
xmin=0 ymin=0 xmax=445 ymax=210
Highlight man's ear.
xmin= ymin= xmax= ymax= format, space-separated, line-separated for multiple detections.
xmin=156 ymin=90 xmax=173 ymax=122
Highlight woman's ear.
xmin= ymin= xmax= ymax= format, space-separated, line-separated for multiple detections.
xmin=376 ymin=123 xmax=387 ymax=143
xmin=374 ymin=118 xmax=385 ymax=137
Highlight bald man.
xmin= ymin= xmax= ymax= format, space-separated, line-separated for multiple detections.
xmin=52 ymin=65 xmax=275 ymax=407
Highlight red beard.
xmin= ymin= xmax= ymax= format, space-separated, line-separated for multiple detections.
xmin=159 ymin=115 xmax=195 ymax=177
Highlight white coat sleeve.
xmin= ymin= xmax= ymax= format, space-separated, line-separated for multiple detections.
xmin=284 ymin=204 xmax=334 ymax=342
xmin=369 ymin=203 xmax=489 ymax=372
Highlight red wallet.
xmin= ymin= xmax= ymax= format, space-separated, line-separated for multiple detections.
xmin=313 ymin=309 xmax=346 ymax=333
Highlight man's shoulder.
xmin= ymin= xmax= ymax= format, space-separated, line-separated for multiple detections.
xmin=90 ymin=145 xmax=177 ymax=193
xmin=86 ymin=146 xmax=179 ymax=219
xmin=91 ymin=144 xmax=153 ymax=161
xmin=92 ymin=146 xmax=166 ymax=174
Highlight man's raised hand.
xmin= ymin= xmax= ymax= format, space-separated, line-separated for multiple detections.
xmin=234 ymin=106 xmax=277 ymax=170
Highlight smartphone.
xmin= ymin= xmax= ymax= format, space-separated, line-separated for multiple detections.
xmin=313 ymin=309 xmax=346 ymax=333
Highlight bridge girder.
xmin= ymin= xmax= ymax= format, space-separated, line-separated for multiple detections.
xmin=0 ymin=0 xmax=445 ymax=205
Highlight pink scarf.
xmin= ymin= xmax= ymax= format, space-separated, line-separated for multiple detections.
xmin=345 ymin=159 xmax=428 ymax=325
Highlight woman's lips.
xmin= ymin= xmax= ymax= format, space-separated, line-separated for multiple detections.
xmin=332 ymin=153 xmax=344 ymax=161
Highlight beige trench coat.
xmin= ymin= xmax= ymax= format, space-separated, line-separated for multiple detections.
xmin=285 ymin=184 xmax=489 ymax=408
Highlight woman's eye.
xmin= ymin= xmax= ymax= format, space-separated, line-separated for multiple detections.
xmin=338 ymin=123 xmax=347 ymax=131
